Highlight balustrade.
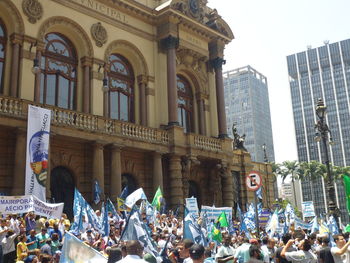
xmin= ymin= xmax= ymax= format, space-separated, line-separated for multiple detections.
xmin=0 ymin=96 xmax=227 ymax=154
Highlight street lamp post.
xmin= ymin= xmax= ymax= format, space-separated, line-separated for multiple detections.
xmin=314 ymin=98 xmax=339 ymax=226
xmin=262 ymin=144 xmax=269 ymax=208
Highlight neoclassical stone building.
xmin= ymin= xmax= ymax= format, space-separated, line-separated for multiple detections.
xmin=0 ymin=0 xmax=275 ymax=217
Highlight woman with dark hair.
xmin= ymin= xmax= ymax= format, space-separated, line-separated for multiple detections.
xmin=107 ymin=247 xmax=123 ymax=263
xmin=281 ymin=239 xmax=317 ymax=263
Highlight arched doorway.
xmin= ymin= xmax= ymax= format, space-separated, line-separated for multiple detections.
xmin=121 ymin=173 xmax=137 ymax=194
xmin=188 ymin=180 xmax=201 ymax=207
xmin=50 ymin=166 xmax=75 ymax=219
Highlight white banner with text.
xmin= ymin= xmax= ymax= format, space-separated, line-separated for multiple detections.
xmin=0 ymin=195 xmax=64 ymax=219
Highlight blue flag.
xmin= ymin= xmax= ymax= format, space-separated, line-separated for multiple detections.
xmin=311 ymin=216 xmax=319 ymax=233
xmin=101 ymin=203 xmax=110 ymax=237
xmin=106 ymin=198 xmax=122 ymax=222
xmin=121 ymin=208 xmax=159 ymax=259
xmin=93 ymin=180 xmax=102 ymax=205
xmin=256 ymin=187 xmax=263 ymax=200
xmin=70 ymin=188 xmax=86 ymax=234
xmin=327 ymin=215 xmax=339 ymax=235
xmin=120 ymin=186 xmax=129 ymax=200
xmin=184 ymin=208 xmax=207 ymax=246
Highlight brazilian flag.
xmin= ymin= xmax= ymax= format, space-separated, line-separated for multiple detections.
xmin=343 ymin=175 xmax=350 ymax=215
xmin=216 ymin=211 xmax=229 ymax=227
xmin=211 ymin=225 xmax=222 ymax=242
xmin=151 ymin=187 xmax=163 ymax=211
xmin=117 ymin=197 xmax=127 ymax=211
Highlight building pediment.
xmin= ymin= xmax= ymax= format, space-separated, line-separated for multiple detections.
xmin=156 ymin=0 xmax=234 ymax=42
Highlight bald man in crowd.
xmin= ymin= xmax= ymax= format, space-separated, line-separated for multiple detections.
xmin=117 ymin=240 xmax=148 ymax=263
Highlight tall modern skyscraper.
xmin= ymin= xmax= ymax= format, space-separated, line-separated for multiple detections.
xmin=287 ymin=39 xmax=350 ymax=222
xmin=224 ymin=66 xmax=275 ymax=163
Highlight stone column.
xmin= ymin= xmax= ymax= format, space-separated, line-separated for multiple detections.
xmin=103 ymin=70 xmax=109 ymax=118
xmin=196 ymin=93 xmax=206 ymax=135
xmin=161 ymin=36 xmax=179 ymax=126
xmin=81 ymin=57 xmax=92 ymax=113
xmin=211 ymin=57 xmax=228 ymax=138
xmin=12 ymin=128 xmax=26 ymax=195
xmin=137 ymin=75 xmax=148 ymax=126
xmin=10 ymin=34 xmax=22 ymax=98
xmin=169 ymin=155 xmax=183 ymax=210
xmin=110 ymin=144 xmax=122 ymax=201
xmin=153 ymin=151 xmax=163 ymax=192
xmin=222 ymin=173 xmax=234 ymax=207
xmin=92 ymin=142 xmax=105 ymax=200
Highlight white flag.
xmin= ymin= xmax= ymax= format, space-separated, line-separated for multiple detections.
xmin=25 ymin=105 xmax=51 ymax=201
xmin=125 ymin=188 xmax=147 ymax=208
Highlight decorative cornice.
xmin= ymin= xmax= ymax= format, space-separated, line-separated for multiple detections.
xmin=91 ymin=22 xmax=108 ymax=47
xmin=22 ymin=0 xmax=43 ymax=24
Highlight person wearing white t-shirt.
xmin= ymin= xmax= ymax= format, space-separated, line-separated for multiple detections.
xmin=331 ymin=234 xmax=350 ymax=263
xmin=281 ymin=239 xmax=317 ymax=263
xmin=216 ymin=235 xmax=236 ymax=263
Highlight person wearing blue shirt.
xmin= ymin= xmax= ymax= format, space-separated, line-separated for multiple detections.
xmin=26 ymin=229 xmax=38 ymax=251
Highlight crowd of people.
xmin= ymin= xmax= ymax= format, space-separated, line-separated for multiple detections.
xmin=0 ymin=209 xmax=349 ymax=263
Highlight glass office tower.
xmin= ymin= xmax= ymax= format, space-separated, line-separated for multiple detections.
xmin=223 ymin=65 xmax=275 ymax=163
xmin=287 ymin=39 xmax=350 ymax=222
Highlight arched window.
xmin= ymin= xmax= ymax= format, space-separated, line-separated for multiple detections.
xmin=0 ymin=20 xmax=6 ymax=94
xmin=177 ymin=75 xmax=193 ymax=133
xmin=108 ymin=54 xmax=134 ymax=122
xmin=40 ymin=33 xmax=77 ymax=109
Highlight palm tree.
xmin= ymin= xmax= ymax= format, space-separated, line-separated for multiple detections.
xmin=300 ymin=161 xmax=324 ymax=206
xmin=280 ymin=161 xmax=302 ymax=208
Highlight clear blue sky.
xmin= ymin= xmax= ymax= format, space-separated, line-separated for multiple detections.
xmin=208 ymin=0 xmax=350 ymax=163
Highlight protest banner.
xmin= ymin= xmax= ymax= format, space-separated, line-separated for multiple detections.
xmin=60 ymin=232 xmax=107 ymax=263
xmin=200 ymin=205 xmax=232 ymax=223
xmin=294 ymin=217 xmax=312 ymax=230
xmin=25 ymin=105 xmax=51 ymax=201
xmin=0 ymin=195 xmax=63 ymax=219
xmin=302 ymin=201 xmax=315 ymax=218
xmin=185 ymin=197 xmax=199 ymax=216
xmin=258 ymin=208 xmax=270 ymax=227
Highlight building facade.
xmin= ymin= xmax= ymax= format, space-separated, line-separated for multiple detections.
xmin=223 ymin=66 xmax=275 ymax=163
xmin=287 ymin=39 xmax=350 ymax=222
xmin=280 ymin=181 xmax=302 ymax=212
xmin=0 ymin=0 xmax=276 ymax=217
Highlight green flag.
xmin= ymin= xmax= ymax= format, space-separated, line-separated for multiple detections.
xmin=211 ymin=225 xmax=222 ymax=242
xmin=345 ymin=224 xmax=350 ymax=233
xmin=217 ymin=211 xmax=229 ymax=227
xmin=151 ymin=186 xmax=163 ymax=210
xmin=343 ymin=175 xmax=350 ymax=214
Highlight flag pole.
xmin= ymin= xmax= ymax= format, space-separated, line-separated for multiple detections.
xmin=254 ymin=190 xmax=260 ymax=237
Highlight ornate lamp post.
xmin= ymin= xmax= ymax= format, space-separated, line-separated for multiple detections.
xmin=314 ymin=98 xmax=339 ymax=225
xmin=262 ymin=143 xmax=270 ymax=208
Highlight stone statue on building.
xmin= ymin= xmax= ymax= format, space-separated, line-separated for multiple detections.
xmin=232 ymin=123 xmax=247 ymax=151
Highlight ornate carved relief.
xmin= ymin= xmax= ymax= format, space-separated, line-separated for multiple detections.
xmin=176 ymin=48 xmax=209 ymax=95
xmin=91 ymin=22 xmax=107 ymax=47
xmin=38 ymin=16 xmax=94 ymax=57
xmin=205 ymin=9 xmax=230 ymax=37
xmin=171 ymin=0 xmax=207 ymax=23
xmin=181 ymin=155 xmax=200 ymax=198
xmin=22 ymin=0 xmax=43 ymax=24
